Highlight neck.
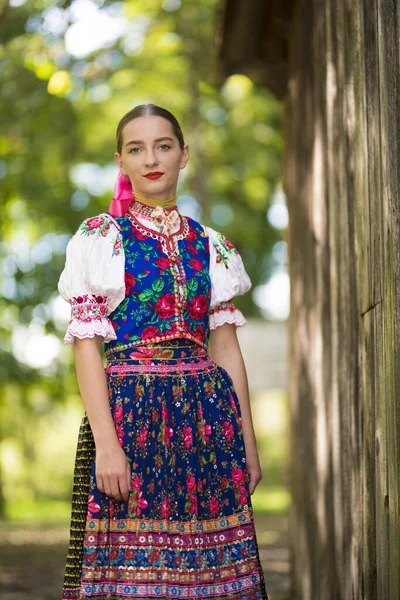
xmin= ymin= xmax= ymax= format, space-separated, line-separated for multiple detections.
xmin=133 ymin=189 xmax=177 ymax=208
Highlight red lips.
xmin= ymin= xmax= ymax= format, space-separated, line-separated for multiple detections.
xmin=144 ymin=172 xmax=164 ymax=179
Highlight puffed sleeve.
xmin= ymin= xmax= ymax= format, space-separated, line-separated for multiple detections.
xmin=57 ymin=212 xmax=125 ymax=345
xmin=203 ymin=225 xmax=252 ymax=330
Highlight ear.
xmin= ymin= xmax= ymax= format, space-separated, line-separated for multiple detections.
xmin=180 ymin=144 xmax=189 ymax=168
xmin=114 ymin=152 xmax=124 ymax=170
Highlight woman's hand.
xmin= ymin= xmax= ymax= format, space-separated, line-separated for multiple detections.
xmin=95 ymin=443 xmax=131 ymax=502
xmin=245 ymin=452 xmax=263 ymax=495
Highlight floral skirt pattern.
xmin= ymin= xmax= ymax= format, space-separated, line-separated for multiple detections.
xmin=61 ymin=339 xmax=268 ymax=600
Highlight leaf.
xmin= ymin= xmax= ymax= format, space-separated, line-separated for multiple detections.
xmin=187 ymin=278 xmax=198 ymax=293
xmin=139 ymin=289 xmax=154 ymax=302
xmin=152 ymin=278 xmax=164 ymax=293
xmin=111 ymin=297 xmax=129 ymax=319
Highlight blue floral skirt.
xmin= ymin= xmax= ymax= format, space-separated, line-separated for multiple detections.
xmin=61 ymin=339 xmax=268 ymax=600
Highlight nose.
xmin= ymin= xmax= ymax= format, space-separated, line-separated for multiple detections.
xmin=144 ymin=148 xmax=159 ymax=167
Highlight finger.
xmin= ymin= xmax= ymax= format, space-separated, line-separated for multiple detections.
xmin=97 ymin=474 xmax=104 ymax=494
xmin=119 ymin=473 xmax=130 ymax=503
xmin=124 ymin=462 xmax=131 ymax=501
xmin=111 ymin=477 xmax=123 ymax=501
xmin=103 ymin=475 xmax=112 ymax=498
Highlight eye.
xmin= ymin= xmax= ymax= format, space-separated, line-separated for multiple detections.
xmin=128 ymin=147 xmax=141 ymax=154
xmin=159 ymin=144 xmax=171 ymax=150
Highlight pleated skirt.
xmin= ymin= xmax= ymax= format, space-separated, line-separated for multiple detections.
xmin=61 ymin=339 xmax=268 ymax=600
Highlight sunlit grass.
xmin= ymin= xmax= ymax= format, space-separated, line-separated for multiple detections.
xmin=251 ymin=485 xmax=291 ymax=515
xmin=4 ymin=498 xmax=72 ymax=524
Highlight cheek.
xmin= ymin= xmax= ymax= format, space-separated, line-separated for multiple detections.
xmin=164 ymin=153 xmax=182 ymax=169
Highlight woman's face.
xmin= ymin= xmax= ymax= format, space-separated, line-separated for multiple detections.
xmin=115 ymin=115 xmax=189 ymax=200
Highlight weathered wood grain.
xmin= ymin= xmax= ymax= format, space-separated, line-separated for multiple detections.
xmin=377 ymin=1 xmax=400 ymax=597
xmin=216 ymin=0 xmax=400 ymax=597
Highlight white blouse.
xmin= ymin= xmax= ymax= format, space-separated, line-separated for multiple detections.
xmin=58 ymin=210 xmax=252 ymax=345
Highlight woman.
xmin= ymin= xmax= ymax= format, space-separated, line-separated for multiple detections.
xmin=58 ymin=103 xmax=268 ymax=600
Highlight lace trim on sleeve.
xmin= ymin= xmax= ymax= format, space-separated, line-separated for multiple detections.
xmin=63 ymin=293 xmax=117 ymax=345
xmin=209 ymin=300 xmax=248 ymax=330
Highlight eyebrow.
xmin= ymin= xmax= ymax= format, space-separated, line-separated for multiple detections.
xmin=125 ymin=137 xmax=174 ymax=146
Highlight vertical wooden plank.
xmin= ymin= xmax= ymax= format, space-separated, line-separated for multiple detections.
xmin=325 ymin=0 xmax=356 ymax=595
xmin=312 ymin=1 xmax=336 ymax=598
xmin=361 ymin=311 xmax=377 ymax=600
xmin=374 ymin=299 xmax=390 ymax=600
xmin=360 ymin=0 xmax=382 ymax=595
xmin=377 ymin=1 xmax=400 ymax=597
xmin=341 ymin=0 xmax=367 ymax=597
xmin=324 ymin=0 xmax=343 ymax=595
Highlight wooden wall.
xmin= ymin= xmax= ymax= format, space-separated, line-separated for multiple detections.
xmin=216 ymin=0 xmax=400 ymax=596
xmin=284 ymin=0 xmax=400 ymax=598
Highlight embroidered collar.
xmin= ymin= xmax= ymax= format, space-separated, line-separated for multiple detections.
xmin=128 ymin=199 xmax=178 ymax=218
xmin=127 ymin=199 xmax=182 ymax=236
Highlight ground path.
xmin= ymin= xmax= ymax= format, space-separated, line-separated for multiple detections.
xmin=0 ymin=514 xmax=290 ymax=600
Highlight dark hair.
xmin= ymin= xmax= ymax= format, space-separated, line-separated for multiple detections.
xmin=116 ymin=104 xmax=185 ymax=154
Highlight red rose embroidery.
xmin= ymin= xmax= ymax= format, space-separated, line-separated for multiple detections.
xmin=231 ymin=468 xmax=245 ymax=485
xmin=125 ymin=272 xmax=136 ymax=294
xmin=155 ymin=293 xmax=176 ymax=319
xmin=186 ymin=475 xmax=196 ymax=492
xmin=85 ymin=552 xmax=97 ymax=565
xmin=194 ymin=325 xmax=205 ymax=340
xmin=187 ymin=243 xmax=198 ymax=255
xmin=87 ymin=494 xmax=100 ymax=514
xmin=183 ymin=427 xmax=193 ymax=448
xmin=114 ymin=405 xmax=123 ymax=421
xmin=115 ymin=423 xmax=124 ymax=446
xmin=113 ymin=236 xmax=122 ymax=252
xmin=224 ymin=235 xmax=235 ymax=249
xmin=223 ymin=421 xmax=234 ymax=442
xmin=141 ymin=325 xmax=160 ymax=341
xmin=131 ymin=226 xmax=148 ymax=241
xmin=161 ymin=497 xmax=170 ymax=519
xmin=170 ymin=320 xmax=187 ymax=334
xmin=156 ymin=257 xmax=170 ymax=270
xmin=188 ymin=295 xmax=208 ymax=320
xmin=210 ymin=497 xmax=219 ymax=516
xmin=137 ymin=427 xmax=148 ymax=448
xmin=86 ymin=216 xmax=105 ymax=230
xmin=110 ymin=548 xmax=119 ymax=561
xmin=186 ymin=227 xmax=198 ymax=241
xmin=132 ymin=475 xmax=141 ymax=492
xmin=221 ymin=476 xmax=229 ymax=490
xmin=189 ymin=258 xmax=203 ymax=271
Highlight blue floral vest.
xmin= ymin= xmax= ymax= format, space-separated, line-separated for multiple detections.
xmin=103 ymin=210 xmax=212 ymax=357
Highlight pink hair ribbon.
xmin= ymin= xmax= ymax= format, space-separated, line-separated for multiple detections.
xmin=108 ymin=171 xmax=133 ymax=216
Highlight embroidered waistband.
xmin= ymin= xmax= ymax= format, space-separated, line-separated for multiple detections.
xmin=104 ymin=339 xmax=215 ymax=375
xmin=105 ymin=357 xmax=215 ymax=375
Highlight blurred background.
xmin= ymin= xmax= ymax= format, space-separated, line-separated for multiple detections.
xmin=0 ymin=0 xmax=290 ymax=598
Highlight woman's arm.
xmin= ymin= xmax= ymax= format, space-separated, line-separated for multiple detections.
xmin=208 ymin=323 xmax=263 ymax=494
xmin=73 ymin=337 xmax=131 ymax=502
